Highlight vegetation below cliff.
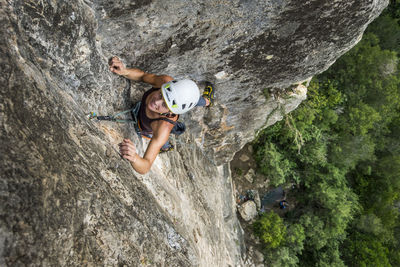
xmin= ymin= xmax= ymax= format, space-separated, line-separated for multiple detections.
xmin=253 ymin=2 xmax=400 ymax=266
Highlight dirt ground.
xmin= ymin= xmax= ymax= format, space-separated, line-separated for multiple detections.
xmin=230 ymin=143 xmax=270 ymax=204
xmin=230 ymin=143 xmax=296 ymax=211
xmin=229 ymin=143 xmax=269 ymax=252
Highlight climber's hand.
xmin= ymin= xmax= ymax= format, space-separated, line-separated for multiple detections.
xmin=119 ymin=139 xmax=138 ymax=163
xmin=109 ymin=56 xmax=127 ymax=76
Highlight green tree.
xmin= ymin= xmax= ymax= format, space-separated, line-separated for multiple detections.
xmin=253 ymin=211 xmax=286 ymax=249
xmin=343 ymin=232 xmax=391 ymax=267
xmin=252 ymin=2 xmax=400 ymax=265
xmin=285 ymin=223 xmax=306 ymax=254
xmin=330 ymin=135 xmax=376 ymax=170
xmin=264 ymin=247 xmax=299 ymax=267
xmin=262 ymin=223 xmax=306 ymax=266
xmin=367 ymin=13 xmax=400 ymax=52
xmin=254 ymin=142 xmax=296 ymax=186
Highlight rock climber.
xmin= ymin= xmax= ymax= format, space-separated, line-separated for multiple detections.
xmin=279 ymin=200 xmax=289 ymax=209
xmin=109 ymin=57 xmax=214 ymax=174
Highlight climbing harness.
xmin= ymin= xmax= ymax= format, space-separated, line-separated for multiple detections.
xmin=88 ymin=107 xmax=216 ymax=165
xmin=88 ymin=101 xmax=186 ymax=142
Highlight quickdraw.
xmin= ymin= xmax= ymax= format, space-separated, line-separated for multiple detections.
xmin=88 ymin=102 xmax=142 ymax=134
xmin=88 ymin=102 xmax=141 ymax=124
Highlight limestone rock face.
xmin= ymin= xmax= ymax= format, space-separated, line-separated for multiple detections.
xmin=0 ymin=0 xmax=387 ymax=266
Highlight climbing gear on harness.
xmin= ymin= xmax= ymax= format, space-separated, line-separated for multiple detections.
xmin=87 ymin=112 xmax=97 ymax=120
xmin=159 ymin=143 xmax=174 ymax=153
xmin=88 ymin=109 xmax=135 ymax=123
xmin=202 ymin=81 xmax=215 ymax=106
xmin=170 ymin=121 xmax=186 ymax=136
xmin=161 ymin=79 xmax=200 ymax=114
xmin=89 ymin=100 xmax=187 ymax=154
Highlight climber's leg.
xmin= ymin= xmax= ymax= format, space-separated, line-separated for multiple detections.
xmin=196 ymin=81 xmax=215 ymax=107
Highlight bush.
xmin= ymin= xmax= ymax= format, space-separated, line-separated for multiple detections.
xmin=255 ymin=142 xmax=296 ymax=186
xmin=253 ymin=211 xmax=286 ymax=249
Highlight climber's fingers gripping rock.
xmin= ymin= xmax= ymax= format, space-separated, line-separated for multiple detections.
xmin=119 ymin=139 xmax=138 ymax=163
xmin=109 ymin=56 xmax=127 ymax=76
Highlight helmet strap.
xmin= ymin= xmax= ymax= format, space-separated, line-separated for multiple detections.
xmin=160 ymin=112 xmax=176 ymax=118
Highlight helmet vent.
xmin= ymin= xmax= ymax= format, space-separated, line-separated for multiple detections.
xmin=172 ymin=100 xmax=176 ymax=106
xmin=166 ymin=87 xmax=172 ymax=92
xmin=182 ymin=104 xmax=186 ymax=110
xmin=188 ymin=103 xmax=193 ymax=108
xmin=172 ymin=80 xmax=177 ymax=83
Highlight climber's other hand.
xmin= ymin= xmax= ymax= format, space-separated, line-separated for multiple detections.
xmin=109 ymin=56 xmax=127 ymax=76
xmin=119 ymin=138 xmax=138 ymax=163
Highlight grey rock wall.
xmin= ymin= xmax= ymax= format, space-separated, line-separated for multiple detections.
xmin=1 ymin=0 xmax=387 ymax=266
xmin=91 ymin=0 xmax=387 ymax=163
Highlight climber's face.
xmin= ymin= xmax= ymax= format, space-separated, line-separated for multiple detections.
xmin=148 ymin=89 xmax=170 ymax=114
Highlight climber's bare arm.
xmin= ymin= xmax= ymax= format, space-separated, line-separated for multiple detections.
xmin=118 ymin=138 xmax=154 ymax=175
xmin=109 ymin=56 xmax=173 ymax=88
xmin=119 ymin=122 xmax=174 ymax=174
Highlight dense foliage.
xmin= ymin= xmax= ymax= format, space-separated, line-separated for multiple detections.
xmin=253 ymin=2 xmax=400 ymax=266
xmin=253 ymin=212 xmax=286 ymax=249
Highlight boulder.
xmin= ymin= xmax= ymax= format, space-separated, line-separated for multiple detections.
xmin=253 ymin=190 xmax=262 ymax=210
xmin=254 ymin=250 xmax=265 ymax=264
xmin=238 ymin=201 xmax=258 ymax=221
xmin=244 ymin=169 xmax=255 ymax=183
xmin=239 ymin=154 xmax=250 ymax=162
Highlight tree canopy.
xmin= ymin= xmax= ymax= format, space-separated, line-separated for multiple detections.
xmin=252 ymin=2 xmax=400 ymax=266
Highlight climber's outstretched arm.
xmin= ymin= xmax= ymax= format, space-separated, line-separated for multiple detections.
xmin=109 ymin=56 xmax=173 ymax=88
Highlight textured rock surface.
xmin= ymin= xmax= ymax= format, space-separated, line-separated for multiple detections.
xmin=0 ymin=0 xmax=387 ymax=266
xmin=244 ymin=169 xmax=255 ymax=184
xmin=238 ymin=201 xmax=258 ymax=222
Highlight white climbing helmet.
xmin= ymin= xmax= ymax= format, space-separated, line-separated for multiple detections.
xmin=161 ymin=79 xmax=200 ymax=114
